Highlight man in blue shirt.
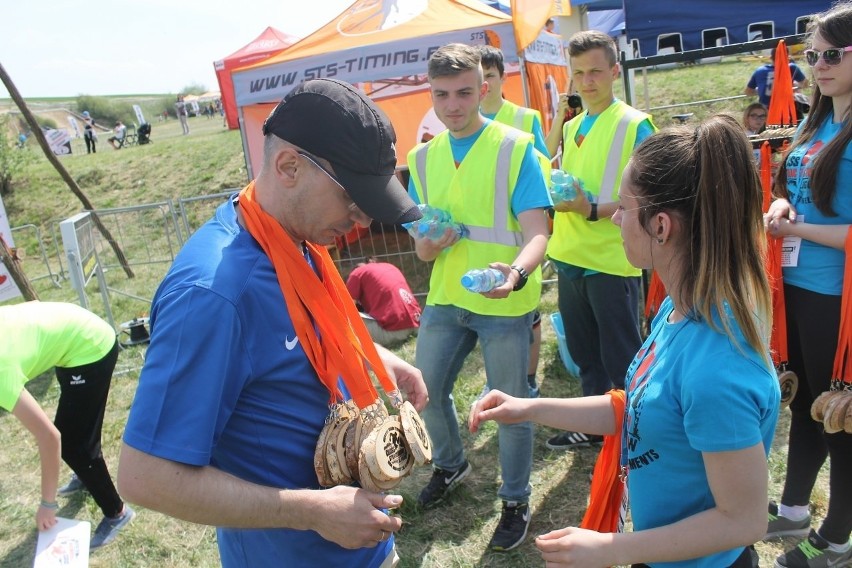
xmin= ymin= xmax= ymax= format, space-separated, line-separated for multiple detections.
xmin=744 ymin=47 xmax=810 ymax=106
xmin=118 ymin=79 xmax=428 ymax=568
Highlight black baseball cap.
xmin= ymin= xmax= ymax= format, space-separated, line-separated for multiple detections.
xmin=262 ymin=79 xmax=421 ymax=225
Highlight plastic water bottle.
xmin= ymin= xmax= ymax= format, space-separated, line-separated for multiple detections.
xmin=550 ymin=169 xmax=576 ymax=203
xmin=461 ymin=268 xmax=506 ymax=293
xmin=405 ymin=204 xmax=468 ymax=240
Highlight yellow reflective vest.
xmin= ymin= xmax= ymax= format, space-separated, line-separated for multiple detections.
xmin=408 ymin=122 xmax=542 ymax=316
xmin=493 ymin=100 xmax=552 ymax=179
xmin=547 ymin=100 xmax=652 ymax=277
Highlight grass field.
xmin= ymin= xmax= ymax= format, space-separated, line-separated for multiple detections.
xmin=0 ymin=54 xmax=829 ymax=567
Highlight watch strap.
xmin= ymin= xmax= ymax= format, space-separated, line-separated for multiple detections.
xmin=510 ymin=265 xmax=529 ymax=291
xmin=587 ymin=202 xmax=598 ymax=222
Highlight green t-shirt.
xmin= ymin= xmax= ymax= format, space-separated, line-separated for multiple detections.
xmin=0 ymin=301 xmax=115 ymax=411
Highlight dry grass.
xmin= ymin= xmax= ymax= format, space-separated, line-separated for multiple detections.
xmin=0 ymin=287 xmax=829 ymax=567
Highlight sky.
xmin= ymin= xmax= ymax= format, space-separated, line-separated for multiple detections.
xmin=0 ymin=0 xmax=356 ymax=99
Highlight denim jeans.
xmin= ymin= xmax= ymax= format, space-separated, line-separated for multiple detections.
xmin=415 ymin=304 xmax=534 ymax=503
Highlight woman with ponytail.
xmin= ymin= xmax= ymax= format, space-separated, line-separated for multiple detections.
xmin=763 ymin=3 xmax=852 ymax=567
xmin=470 ymin=114 xmax=779 ymax=567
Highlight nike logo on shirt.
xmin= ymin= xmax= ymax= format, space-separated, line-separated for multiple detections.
xmin=285 ymin=336 xmax=299 ymax=350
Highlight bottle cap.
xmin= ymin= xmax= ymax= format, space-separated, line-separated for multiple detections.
xmin=460 ymin=274 xmax=474 ymax=288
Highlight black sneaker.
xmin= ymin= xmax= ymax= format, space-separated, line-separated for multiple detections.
xmin=489 ymin=501 xmax=531 ymax=551
xmin=546 ymin=431 xmax=603 ymax=450
xmin=417 ymin=461 xmax=472 ymax=508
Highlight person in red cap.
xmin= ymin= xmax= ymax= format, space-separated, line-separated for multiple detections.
xmin=118 ymin=78 xmax=427 ymax=567
xmin=346 ymin=257 xmax=421 ymax=346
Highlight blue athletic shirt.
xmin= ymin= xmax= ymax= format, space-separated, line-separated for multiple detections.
xmin=624 ymin=297 xmax=779 ymax=568
xmin=123 ymin=197 xmax=392 ymax=568
xmin=407 ymin=121 xmax=552 ymax=216
xmin=782 ymin=112 xmax=852 ymax=295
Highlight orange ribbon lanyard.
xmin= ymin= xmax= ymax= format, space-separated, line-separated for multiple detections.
xmin=832 ymin=228 xmax=852 ymax=387
xmin=238 ymin=182 xmax=395 ymax=409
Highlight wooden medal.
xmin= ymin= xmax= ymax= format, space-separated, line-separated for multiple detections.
xmin=399 ymin=400 xmax=432 ymax=465
xmin=314 ymin=406 xmax=341 ymax=487
xmin=364 ymin=415 xmax=414 ymax=482
xmin=326 ymin=401 xmax=356 ymax=485
xmin=777 ymin=370 xmax=798 ymax=408
xmin=358 ymin=429 xmax=403 ymax=492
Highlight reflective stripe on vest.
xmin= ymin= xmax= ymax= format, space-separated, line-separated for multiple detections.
xmin=599 ymin=110 xmax=643 ymax=205
xmin=412 ymin=135 xmax=523 ymax=248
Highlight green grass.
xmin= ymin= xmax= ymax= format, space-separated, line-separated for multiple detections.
xmin=0 ymin=54 xmax=826 ymax=567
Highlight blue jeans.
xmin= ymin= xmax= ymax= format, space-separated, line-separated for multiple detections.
xmin=415 ymin=305 xmax=533 ymax=503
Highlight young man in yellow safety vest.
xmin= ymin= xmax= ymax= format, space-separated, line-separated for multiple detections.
xmin=407 ymin=43 xmax=551 ymax=552
xmin=477 ymin=43 xmax=551 ymax=401
xmin=545 ymin=30 xmax=657 ymax=451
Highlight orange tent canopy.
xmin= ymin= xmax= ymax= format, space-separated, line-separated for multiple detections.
xmin=214 ymin=26 xmax=300 ymax=130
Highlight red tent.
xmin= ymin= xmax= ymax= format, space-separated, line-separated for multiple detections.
xmin=214 ymin=27 xmax=300 ymax=130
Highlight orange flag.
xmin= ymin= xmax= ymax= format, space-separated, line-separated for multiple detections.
xmin=767 ymin=40 xmax=798 ymax=128
xmin=761 ymin=141 xmax=788 ymax=367
xmin=510 ymin=0 xmax=560 ymax=52
xmin=581 ymin=389 xmax=626 ymax=533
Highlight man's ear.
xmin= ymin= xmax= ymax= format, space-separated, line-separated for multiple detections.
xmin=272 ymin=146 xmax=301 ymax=186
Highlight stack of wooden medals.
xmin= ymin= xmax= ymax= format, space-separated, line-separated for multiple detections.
xmin=315 ymin=392 xmax=432 ymax=491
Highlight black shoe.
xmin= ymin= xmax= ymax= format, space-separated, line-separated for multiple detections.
xmin=417 ymin=461 xmax=472 ymax=508
xmin=489 ymin=501 xmax=531 ymax=551
xmin=546 ymin=431 xmax=603 ymax=450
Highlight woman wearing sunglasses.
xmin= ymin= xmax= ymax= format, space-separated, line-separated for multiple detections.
xmin=763 ymin=2 xmax=852 ymax=567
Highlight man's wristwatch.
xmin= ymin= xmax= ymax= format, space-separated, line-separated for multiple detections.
xmin=586 ymin=202 xmax=598 ymax=222
xmin=510 ymin=265 xmax=529 ymax=291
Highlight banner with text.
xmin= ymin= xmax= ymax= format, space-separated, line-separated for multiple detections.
xmin=233 ymin=24 xmax=516 ymax=106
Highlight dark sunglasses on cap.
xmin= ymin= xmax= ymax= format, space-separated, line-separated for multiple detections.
xmin=804 ymin=46 xmax=852 ymax=67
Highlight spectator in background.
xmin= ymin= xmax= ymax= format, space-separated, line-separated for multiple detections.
xmin=346 ymin=257 xmax=421 ymax=346
xmin=0 ymin=301 xmax=134 ymax=548
xmin=108 ymin=121 xmax=127 ymax=150
xmin=744 ymin=46 xmax=810 ymax=107
xmin=742 ymin=102 xmax=768 ymax=136
xmin=545 ymin=18 xmax=555 ymax=34
xmin=175 ymin=95 xmax=190 ymax=135
xmin=82 ymin=110 xmax=97 ymax=154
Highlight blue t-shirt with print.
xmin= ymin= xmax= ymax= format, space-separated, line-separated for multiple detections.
xmin=782 ymin=113 xmax=852 ymax=295
xmin=623 ymin=297 xmax=779 ymax=568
